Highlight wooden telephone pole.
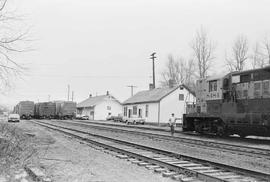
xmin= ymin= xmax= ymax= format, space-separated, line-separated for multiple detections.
xmin=150 ymin=52 xmax=157 ymax=89
xmin=127 ymin=85 xmax=137 ymax=97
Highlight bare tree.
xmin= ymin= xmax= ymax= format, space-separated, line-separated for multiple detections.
xmin=183 ymin=58 xmax=196 ymax=89
xmin=251 ymin=42 xmax=265 ymax=69
xmin=226 ymin=35 xmax=248 ymax=71
xmin=191 ymin=27 xmax=215 ymax=78
xmin=160 ymin=54 xmax=196 ymax=89
xmin=262 ymin=36 xmax=270 ymax=65
xmin=160 ymin=54 xmax=182 ymax=86
xmin=0 ymin=0 xmax=29 ymax=91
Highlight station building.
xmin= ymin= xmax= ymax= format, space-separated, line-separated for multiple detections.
xmin=122 ymin=84 xmax=196 ymax=125
xmin=77 ymin=92 xmax=122 ymax=120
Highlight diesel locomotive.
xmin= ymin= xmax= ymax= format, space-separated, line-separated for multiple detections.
xmin=183 ymin=66 xmax=270 ymax=137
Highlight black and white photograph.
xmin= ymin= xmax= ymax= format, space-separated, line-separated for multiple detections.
xmin=0 ymin=0 xmax=270 ymax=181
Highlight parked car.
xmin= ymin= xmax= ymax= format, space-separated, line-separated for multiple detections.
xmin=106 ymin=114 xmax=123 ymax=122
xmin=8 ymin=114 xmax=20 ymax=122
xmin=125 ymin=117 xmax=145 ymax=125
xmin=75 ymin=115 xmax=82 ymax=120
xmin=81 ymin=115 xmax=89 ymax=120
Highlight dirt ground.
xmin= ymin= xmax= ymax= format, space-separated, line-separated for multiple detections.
xmin=4 ymin=120 xmax=176 ymax=182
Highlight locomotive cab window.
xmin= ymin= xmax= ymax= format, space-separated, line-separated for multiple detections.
xmin=209 ymin=80 xmax=217 ymax=92
xmin=240 ymin=74 xmax=250 ymax=83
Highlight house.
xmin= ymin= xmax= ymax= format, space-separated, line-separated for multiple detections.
xmin=77 ymin=92 xmax=122 ymax=120
xmin=122 ymin=84 xmax=196 ymax=125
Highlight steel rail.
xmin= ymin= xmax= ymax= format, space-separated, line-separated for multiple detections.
xmin=30 ymin=120 xmax=270 ymax=182
xmin=51 ymin=119 xmax=270 ymax=159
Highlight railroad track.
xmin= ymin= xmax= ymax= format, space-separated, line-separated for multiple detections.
xmin=50 ymin=119 xmax=270 ymax=160
xmin=30 ymin=120 xmax=270 ymax=182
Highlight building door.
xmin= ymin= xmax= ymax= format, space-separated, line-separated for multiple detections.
xmin=90 ymin=111 xmax=94 ymax=120
xmin=128 ymin=109 xmax=132 ymax=118
xmin=138 ymin=109 xmax=142 ymax=118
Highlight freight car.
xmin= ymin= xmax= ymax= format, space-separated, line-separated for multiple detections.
xmin=55 ymin=101 xmax=76 ymax=119
xmin=35 ymin=102 xmax=56 ymax=119
xmin=183 ymin=66 xmax=270 ymax=138
xmin=14 ymin=101 xmax=34 ymax=119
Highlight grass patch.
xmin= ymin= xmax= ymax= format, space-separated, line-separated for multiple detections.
xmin=0 ymin=123 xmax=37 ymax=175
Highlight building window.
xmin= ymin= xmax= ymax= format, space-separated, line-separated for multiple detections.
xmin=179 ymin=94 xmax=184 ymax=101
xmin=145 ymin=105 xmax=149 ymax=117
xmin=133 ymin=106 xmax=137 ymax=115
xmin=124 ymin=107 xmax=127 ymax=117
xmin=209 ymin=80 xmax=217 ymax=92
xmin=107 ymin=106 xmax=111 ymax=110
xmin=263 ymin=81 xmax=269 ymax=96
xmin=254 ymin=82 xmax=261 ymax=98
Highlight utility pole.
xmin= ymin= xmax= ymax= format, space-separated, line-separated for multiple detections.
xmin=67 ymin=84 xmax=70 ymax=101
xmin=71 ymin=91 xmax=74 ymax=102
xmin=150 ymin=52 xmax=157 ymax=89
xmin=127 ymin=85 xmax=137 ymax=97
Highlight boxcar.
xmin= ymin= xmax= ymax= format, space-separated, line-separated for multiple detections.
xmin=36 ymin=102 xmax=56 ymax=119
xmin=14 ymin=101 xmax=34 ymax=119
xmin=55 ymin=101 xmax=76 ymax=119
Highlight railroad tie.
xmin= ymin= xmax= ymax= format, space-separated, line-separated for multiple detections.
xmin=154 ymin=168 xmax=167 ymax=173
xmin=198 ymin=169 xmax=224 ymax=174
xmin=186 ymin=166 xmax=213 ymax=171
xmin=180 ymin=177 xmax=200 ymax=182
xmin=137 ymin=162 xmax=149 ymax=166
xmin=168 ymin=161 xmax=191 ymax=165
xmin=172 ymin=174 xmax=185 ymax=180
xmin=116 ymin=154 xmax=128 ymax=159
xmin=162 ymin=171 xmax=177 ymax=177
xmin=131 ymin=160 xmax=141 ymax=164
xmin=145 ymin=165 xmax=160 ymax=170
xmin=176 ymin=163 xmax=202 ymax=167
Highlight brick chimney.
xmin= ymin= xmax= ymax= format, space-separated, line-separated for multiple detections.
xmin=106 ymin=91 xmax=109 ymax=96
xmin=149 ymin=83 xmax=154 ymax=90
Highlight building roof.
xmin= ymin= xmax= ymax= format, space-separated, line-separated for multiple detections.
xmin=77 ymin=95 xmax=120 ymax=108
xmin=123 ymin=84 xmax=195 ymax=105
xmin=231 ymin=65 xmax=270 ymax=76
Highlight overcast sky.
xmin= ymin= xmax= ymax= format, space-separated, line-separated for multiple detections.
xmin=1 ymin=0 xmax=270 ymax=108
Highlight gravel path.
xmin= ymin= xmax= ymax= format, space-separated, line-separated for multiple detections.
xmin=44 ymin=120 xmax=270 ymax=174
xmin=16 ymin=121 xmax=176 ymax=182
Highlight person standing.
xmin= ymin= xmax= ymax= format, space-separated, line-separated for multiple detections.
xmin=168 ymin=113 xmax=176 ymax=136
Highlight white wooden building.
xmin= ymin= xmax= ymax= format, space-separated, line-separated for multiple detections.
xmin=77 ymin=92 xmax=122 ymax=120
xmin=122 ymin=85 xmax=196 ymax=125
